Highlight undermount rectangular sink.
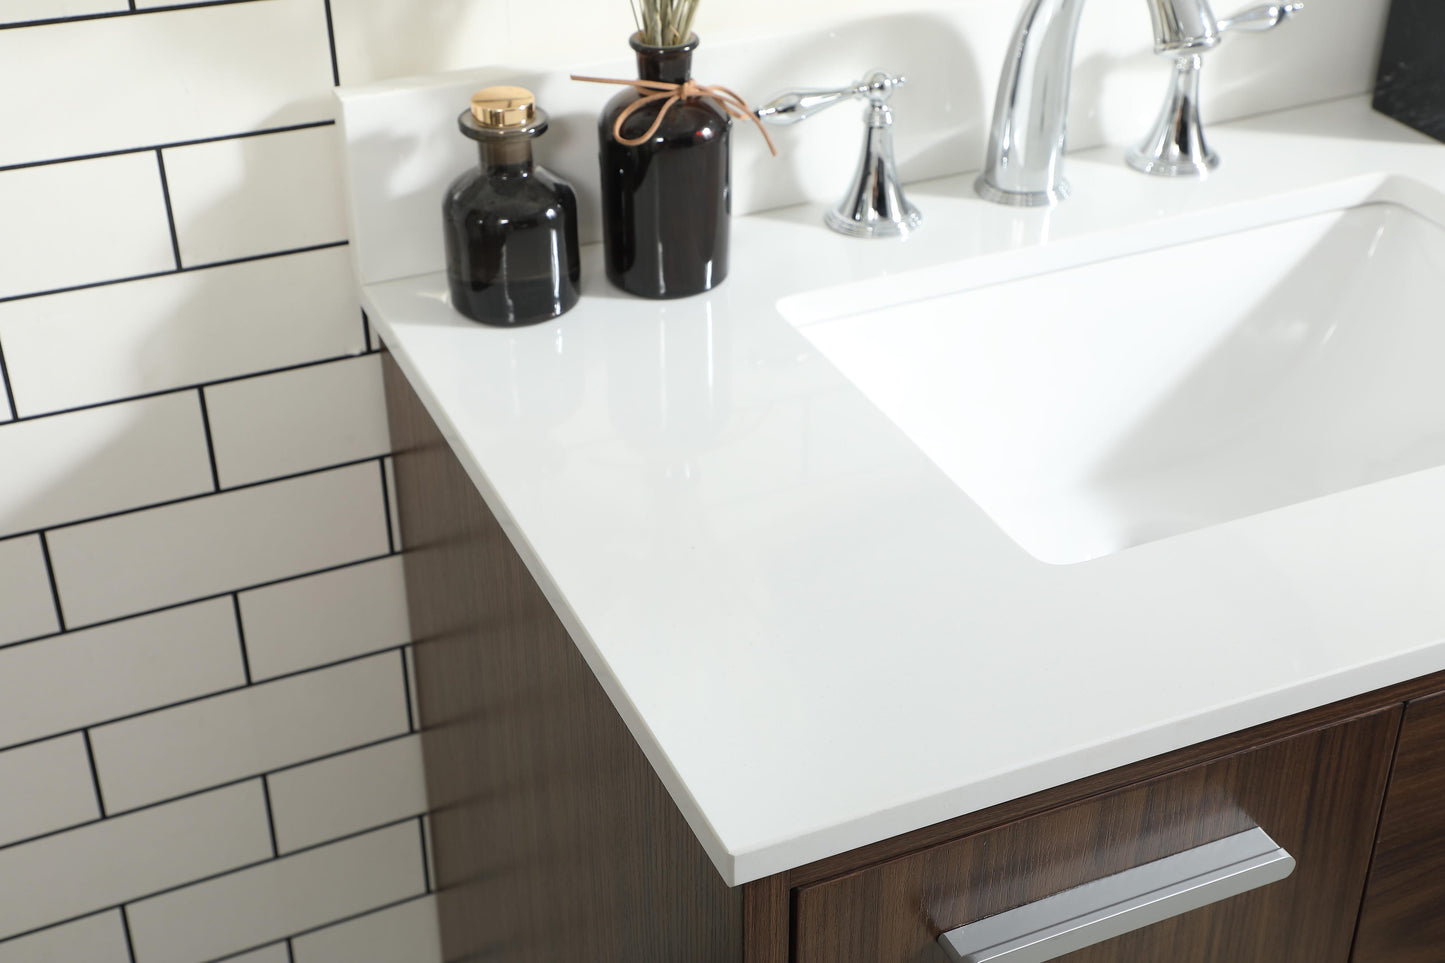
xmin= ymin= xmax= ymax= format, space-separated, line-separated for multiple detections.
xmin=782 ymin=178 xmax=1445 ymax=565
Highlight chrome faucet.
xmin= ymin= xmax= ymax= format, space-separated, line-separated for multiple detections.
xmin=1128 ymin=2 xmax=1304 ymax=177
xmin=977 ymin=0 xmax=1223 ymax=206
xmin=756 ymin=72 xmax=922 ymax=238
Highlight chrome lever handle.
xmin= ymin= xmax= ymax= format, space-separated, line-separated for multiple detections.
xmin=753 ymin=73 xmax=906 ymax=126
xmin=753 ymin=71 xmax=920 ymax=239
xmin=938 ymin=827 xmax=1296 ymax=963
xmin=1217 ymin=1 xmax=1303 ymax=33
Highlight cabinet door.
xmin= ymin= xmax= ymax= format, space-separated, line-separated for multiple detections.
xmin=1353 ymin=691 xmax=1445 ymax=962
xmin=794 ymin=708 xmax=1400 ymax=963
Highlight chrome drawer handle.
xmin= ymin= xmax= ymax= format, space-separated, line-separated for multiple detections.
xmin=938 ymin=827 xmax=1295 ymax=963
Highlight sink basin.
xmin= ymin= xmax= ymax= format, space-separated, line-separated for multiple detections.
xmin=782 ymin=179 xmax=1445 ymax=564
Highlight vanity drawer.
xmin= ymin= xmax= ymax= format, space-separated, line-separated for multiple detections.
xmin=793 ymin=709 xmax=1399 ymax=963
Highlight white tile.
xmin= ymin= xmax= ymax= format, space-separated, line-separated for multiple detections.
xmin=0 ymin=781 xmax=270 ymax=941
xmin=0 ymin=0 xmax=333 ymax=168
xmin=0 ymin=734 xmax=99 ymax=847
xmin=268 ymin=734 xmax=425 ymax=853
xmin=220 ymin=945 xmax=292 ymax=963
xmin=0 ymin=362 xmax=11 ymax=423
xmin=0 ymin=153 xmax=174 ymax=300
xmin=0 ymin=0 xmax=126 ymax=26
xmin=238 ymin=555 xmax=409 ymax=682
xmin=0 ymin=598 xmax=243 ymax=749
xmin=0 ymin=392 xmax=213 ymax=539
xmin=0 ymin=911 xmax=129 ymax=963
xmin=292 ymin=895 xmax=441 ymax=963
xmin=46 ymin=463 xmax=389 ymax=627
xmin=90 ymin=652 xmax=409 ymax=813
xmin=329 ymin=0 xmax=514 ymax=86
xmin=0 ymin=535 xmax=58 ymax=646
xmin=204 ymin=355 xmax=390 ymax=489
xmin=0 ymin=246 xmax=362 ymax=418
xmin=164 ymin=125 xmax=348 ymax=267
xmin=127 ymin=822 xmax=425 ymax=963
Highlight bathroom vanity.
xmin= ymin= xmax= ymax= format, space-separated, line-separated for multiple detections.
xmin=339 ymin=26 xmax=1445 ymax=958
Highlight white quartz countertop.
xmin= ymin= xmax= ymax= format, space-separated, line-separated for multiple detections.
xmin=363 ymin=97 xmax=1445 ymax=886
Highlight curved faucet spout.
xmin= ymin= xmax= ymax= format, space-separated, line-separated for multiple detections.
xmin=976 ymin=0 xmax=1220 ymax=206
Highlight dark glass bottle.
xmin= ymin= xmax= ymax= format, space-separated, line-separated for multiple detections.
xmin=599 ymin=34 xmax=731 ymax=300
xmin=443 ymin=86 xmax=581 ymax=326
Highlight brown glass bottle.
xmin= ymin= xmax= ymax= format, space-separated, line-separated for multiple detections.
xmin=444 ymin=87 xmax=581 ymax=326
xmin=599 ymin=34 xmax=731 ymax=300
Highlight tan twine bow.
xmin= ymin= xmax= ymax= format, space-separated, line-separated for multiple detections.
xmin=571 ymin=76 xmax=778 ymax=156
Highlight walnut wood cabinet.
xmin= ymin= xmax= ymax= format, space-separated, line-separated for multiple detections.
xmin=383 ymin=352 xmax=1445 ymax=963
xmin=1354 ymin=691 xmax=1445 ymax=963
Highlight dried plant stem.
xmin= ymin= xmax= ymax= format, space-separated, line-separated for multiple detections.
xmin=636 ymin=0 xmax=700 ymax=46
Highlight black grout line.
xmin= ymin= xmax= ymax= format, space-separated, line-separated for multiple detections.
xmin=360 ymin=309 xmax=372 ymax=352
xmin=418 ymin=815 xmax=433 ymax=894
xmin=5 ymin=351 xmax=365 ymax=428
xmin=400 ymin=647 xmax=415 ymax=733
xmin=82 ymin=730 xmax=108 ymax=816
xmin=0 ymin=822 xmax=427 ymax=949
xmin=197 ymin=388 xmax=222 ymax=492
xmin=0 ymin=456 xmax=379 ymax=545
xmin=379 ymin=458 xmax=396 ymax=555
xmin=321 ymin=0 xmax=341 ymax=87
xmin=261 ymin=775 xmax=280 ymax=857
xmin=0 ymin=730 xmax=416 ymax=856
xmin=119 ymin=906 xmax=137 ymax=963
xmin=285 ymin=937 xmax=296 ymax=963
xmin=0 ymin=120 xmax=336 ymax=174
xmin=0 ymin=0 xmax=271 ymax=33
xmin=0 ymin=336 xmax=19 ymax=420
xmin=0 ymin=240 xmax=348 ymax=305
xmin=35 ymin=532 xmax=66 ymax=632
xmin=232 ymin=594 xmax=253 ymax=685
xmin=154 ymin=149 xmax=184 ymax=270
xmin=0 ymin=550 xmax=393 ymax=658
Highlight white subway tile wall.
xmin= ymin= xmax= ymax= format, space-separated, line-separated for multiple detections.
xmin=0 ymin=153 xmax=174 ymax=298
xmin=0 ymin=0 xmax=434 ymax=956
xmin=0 ymin=782 xmax=272 ymax=938
xmin=238 ymin=555 xmax=410 ymax=681
xmin=0 ymin=600 xmax=243 ymax=747
xmin=0 ymin=535 xmax=59 ymax=645
xmin=204 ymin=354 xmax=391 ymax=489
xmin=47 ymin=462 xmax=390 ymax=626
xmin=0 ymin=911 xmax=129 ymax=963
xmin=0 ymin=246 xmax=363 ymax=417
xmin=291 ymin=894 xmax=443 ymax=963
xmin=163 ymin=125 xmax=350 ymax=267
xmin=0 ymin=1 xmax=126 ymax=28
xmin=0 ymin=392 xmax=214 ymax=538
xmin=126 ymin=822 xmax=426 ymax=963
xmin=0 ymin=735 xmax=100 ymax=848
xmin=90 ymin=653 xmax=410 ymax=813
xmin=266 ymin=734 xmax=427 ymax=853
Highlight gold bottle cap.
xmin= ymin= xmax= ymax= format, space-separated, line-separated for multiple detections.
xmin=470 ymin=86 xmax=537 ymax=129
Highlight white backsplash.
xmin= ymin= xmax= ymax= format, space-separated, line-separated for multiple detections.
xmin=338 ymin=0 xmax=1391 ymax=286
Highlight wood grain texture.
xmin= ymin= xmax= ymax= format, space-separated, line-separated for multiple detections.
xmin=383 ymin=352 xmax=744 ymax=963
xmin=790 ymin=669 xmax=1445 ymax=888
xmin=743 ymin=873 xmax=791 ymax=963
xmin=794 ymin=708 xmax=1402 ymax=963
xmin=1353 ymin=690 xmax=1445 ymax=963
